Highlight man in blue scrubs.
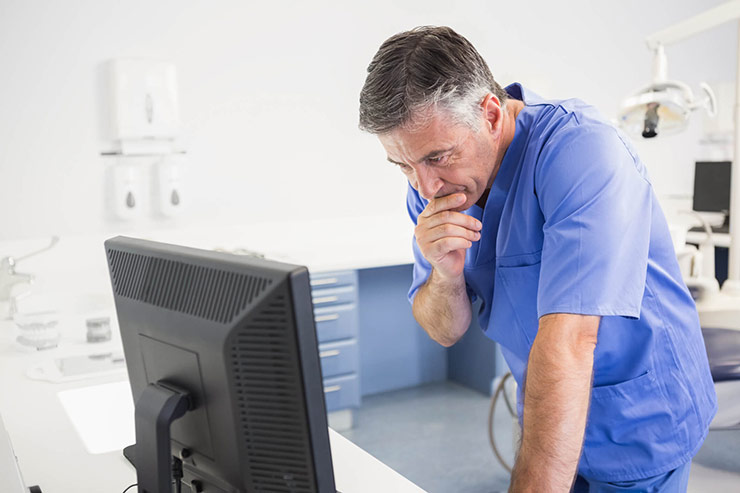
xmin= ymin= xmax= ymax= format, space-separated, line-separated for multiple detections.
xmin=358 ymin=26 xmax=717 ymax=492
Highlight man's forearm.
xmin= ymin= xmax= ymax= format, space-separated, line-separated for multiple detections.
xmin=509 ymin=314 xmax=599 ymax=492
xmin=412 ymin=268 xmax=472 ymax=347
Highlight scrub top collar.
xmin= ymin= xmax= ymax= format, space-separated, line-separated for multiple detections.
xmin=505 ymin=82 xmax=548 ymax=107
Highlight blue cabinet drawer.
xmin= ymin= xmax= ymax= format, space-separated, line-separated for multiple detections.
xmin=311 ymin=270 xmax=360 ymax=418
xmin=311 ymin=286 xmax=356 ymax=308
xmin=310 ymin=270 xmax=357 ymax=290
xmin=319 ymin=339 xmax=359 ymax=378
xmin=323 ymin=374 xmax=360 ymax=411
xmin=314 ymin=303 xmax=358 ymax=342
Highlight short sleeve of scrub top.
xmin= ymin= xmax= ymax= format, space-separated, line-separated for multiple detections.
xmin=535 ymin=124 xmax=652 ymax=319
xmin=406 ymin=187 xmax=431 ymax=303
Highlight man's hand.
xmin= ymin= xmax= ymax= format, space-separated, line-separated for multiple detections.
xmin=411 ymin=192 xmax=481 ymax=347
xmin=509 ymin=313 xmax=599 ymax=492
xmin=415 ymin=193 xmax=482 ymax=281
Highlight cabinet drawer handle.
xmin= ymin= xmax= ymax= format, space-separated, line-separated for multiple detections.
xmin=324 ymin=385 xmax=342 ymax=393
xmin=320 ymin=349 xmax=341 ymax=358
xmin=313 ymin=296 xmax=339 ymax=304
xmin=314 ymin=313 xmax=340 ymax=323
xmin=310 ymin=277 xmax=339 ymax=287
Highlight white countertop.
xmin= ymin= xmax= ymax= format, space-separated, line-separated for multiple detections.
xmin=0 ymin=318 xmax=425 ymax=492
xmin=0 ymin=214 xmax=416 ymax=273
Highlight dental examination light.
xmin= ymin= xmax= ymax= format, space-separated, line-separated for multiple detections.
xmin=619 ymin=45 xmax=717 ymax=138
xmin=620 ymin=0 xmax=740 ymax=301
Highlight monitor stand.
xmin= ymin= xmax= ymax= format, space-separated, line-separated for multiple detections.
xmin=126 ymin=382 xmax=192 ymax=493
xmin=123 ymin=386 xmax=343 ymax=493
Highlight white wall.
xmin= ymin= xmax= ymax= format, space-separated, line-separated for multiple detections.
xmin=0 ymin=0 xmax=735 ymax=242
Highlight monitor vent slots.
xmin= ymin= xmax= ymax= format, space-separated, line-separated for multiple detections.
xmin=230 ymin=291 xmax=316 ymax=492
xmin=107 ymin=249 xmax=272 ymax=324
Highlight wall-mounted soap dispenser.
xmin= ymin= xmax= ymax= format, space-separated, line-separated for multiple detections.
xmin=101 ymin=58 xmax=186 ymax=221
xmin=110 ymin=162 xmax=144 ymax=220
xmin=152 ymin=155 xmax=185 ymax=217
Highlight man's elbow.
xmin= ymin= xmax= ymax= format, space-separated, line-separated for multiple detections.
xmin=411 ymin=296 xmax=471 ymax=347
xmin=412 ymin=316 xmax=465 ymax=347
xmin=413 ymin=311 xmax=467 ymax=347
xmin=434 ymin=331 xmax=463 ymax=347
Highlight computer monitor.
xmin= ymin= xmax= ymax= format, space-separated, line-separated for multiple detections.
xmin=693 ymin=160 xmax=731 ymax=215
xmin=105 ymin=236 xmax=336 ymax=493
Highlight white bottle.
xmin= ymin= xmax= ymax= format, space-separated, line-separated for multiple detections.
xmin=107 ymin=161 xmax=144 ymax=220
xmin=152 ymin=155 xmax=184 ymax=217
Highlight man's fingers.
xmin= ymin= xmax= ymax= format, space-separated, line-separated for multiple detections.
xmin=419 ymin=210 xmax=482 ymax=232
xmin=428 ymin=237 xmax=473 ymax=258
xmin=420 ymin=193 xmax=466 ymax=218
xmin=421 ymin=223 xmax=481 ymax=244
xmin=414 ymin=193 xmax=481 ymax=266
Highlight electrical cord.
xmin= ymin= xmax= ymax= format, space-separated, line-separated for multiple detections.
xmin=120 ymin=481 xmax=178 ymax=493
xmin=500 ymin=372 xmax=517 ymax=416
xmin=488 ymin=372 xmax=517 ymax=473
xmin=121 ymin=457 xmax=182 ymax=493
xmin=173 ymin=457 xmax=184 ymax=493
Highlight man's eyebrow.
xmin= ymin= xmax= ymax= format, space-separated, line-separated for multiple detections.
xmin=386 ymin=147 xmax=454 ymax=166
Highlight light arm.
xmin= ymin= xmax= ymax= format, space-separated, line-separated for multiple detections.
xmin=645 ymin=0 xmax=740 ymax=50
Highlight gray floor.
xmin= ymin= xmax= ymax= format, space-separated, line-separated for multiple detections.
xmin=339 ymin=382 xmax=740 ymax=493
xmin=339 ymin=382 xmax=514 ymax=493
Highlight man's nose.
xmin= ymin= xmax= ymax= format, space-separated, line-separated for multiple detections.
xmin=416 ymin=167 xmax=443 ymax=201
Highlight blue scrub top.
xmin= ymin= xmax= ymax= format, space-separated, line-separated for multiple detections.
xmin=406 ymin=83 xmax=717 ymax=481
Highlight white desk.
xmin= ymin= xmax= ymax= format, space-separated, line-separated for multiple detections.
xmin=686 ymin=231 xmax=731 ymax=248
xmin=0 ymin=321 xmax=425 ymax=493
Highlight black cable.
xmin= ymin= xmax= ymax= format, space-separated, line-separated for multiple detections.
xmin=121 ymin=456 xmax=181 ymax=493
xmin=173 ymin=456 xmax=184 ymax=493
xmin=121 ymin=480 xmax=177 ymax=493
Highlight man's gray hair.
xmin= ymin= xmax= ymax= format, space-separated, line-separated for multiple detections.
xmin=359 ymin=26 xmax=509 ymax=134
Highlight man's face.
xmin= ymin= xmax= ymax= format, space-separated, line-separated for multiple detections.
xmin=379 ymin=110 xmax=499 ymax=212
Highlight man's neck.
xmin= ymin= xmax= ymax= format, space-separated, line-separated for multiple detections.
xmin=499 ymin=99 xmax=525 ymax=161
xmin=475 ymin=188 xmax=491 ymax=209
xmin=479 ymin=99 xmax=525 ymax=208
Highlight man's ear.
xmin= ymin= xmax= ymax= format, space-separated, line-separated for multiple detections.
xmin=481 ymin=93 xmax=503 ymax=135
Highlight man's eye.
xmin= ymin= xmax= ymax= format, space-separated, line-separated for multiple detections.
xmin=427 ymin=155 xmax=446 ymax=164
xmin=397 ymin=163 xmax=412 ymax=172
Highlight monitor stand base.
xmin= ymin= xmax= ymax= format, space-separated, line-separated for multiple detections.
xmin=122 ymin=444 xmax=136 ymax=468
